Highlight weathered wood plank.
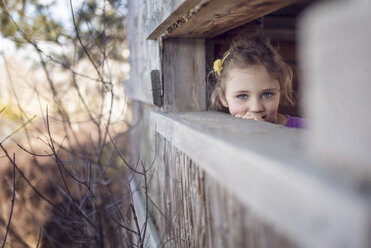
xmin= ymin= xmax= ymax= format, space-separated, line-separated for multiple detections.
xmin=148 ymin=0 xmax=297 ymax=39
xmin=130 ymin=180 xmax=160 ymax=247
xmin=300 ymin=0 xmax=371 ymax=183
xmin=145 ymin=0 xmax=198 ymax=38
xmin=163 ymin=38 xmax=207 ymax=112
xmin=152 ymin=132 xmax=298 ymax=247
xmin=126 ymin=0 xmax=161 ymax=104
xmin=151 ymin=111 xmax=371 ymax=248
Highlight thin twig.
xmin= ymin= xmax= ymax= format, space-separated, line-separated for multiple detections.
xmin=0 ymin=216 xmax=30 ymax=248
xmin=104 ymin=207 xmax=137 ymax=235
xmin=45 ymin=107 xmax=72 ymax=196
xmin=102 ymin=177 xmax=131 ymax=233
xmin=0 ymin=115 xmax=36 ymax=144
xmin=140 ymin=163 xmax=149 ymax=248
xmin=35 ymin=228 xmax=41 ymax=248
xmin=0 ymin=144 xmax=60 ymax=212
xmin=1 ymin=153 xmax=16 ymax=248
xmin=107 ymin=127 xmax=143 ymax=175
xmin=17 ymin=144 xmax=54 ymax=157
xmin=130 ymin=203 xmax=142 ymax=246
xmin=69 ymin=0 xmax=105 ymax=84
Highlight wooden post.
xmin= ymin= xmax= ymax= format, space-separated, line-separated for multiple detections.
xmin=300 ymin=0 xmax=371 ymax=184
xmin=162 ymin=38 xmax=207 ymax=112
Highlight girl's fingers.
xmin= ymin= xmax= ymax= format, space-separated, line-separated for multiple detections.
xmin=252 ymin=115 xmax=264 ymax=121
xmin=236 ymin=112 xmax=264 ymax=121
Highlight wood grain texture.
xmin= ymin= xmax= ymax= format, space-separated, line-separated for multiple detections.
xmin=300 ymin=0 xmax=371 ymax=183
xmin=163 ymin=38 xmax=207 ymax=112
xmin=126 ymin=0 xmax=161 ymax=104
xmin=145 ymin=0 xmax=199 ymax=38
xmin=148 ymin=0 xmax=297 ymax=39
xmin=151 ymin=132 xmax=297 ymax=247
xmin=151 ymin=111 xmax=371 ymax=248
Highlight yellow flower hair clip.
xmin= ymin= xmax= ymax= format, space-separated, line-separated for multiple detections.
xmin=213 ymin=52 xmax=230 ymax=76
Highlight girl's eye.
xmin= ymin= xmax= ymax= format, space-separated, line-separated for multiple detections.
xmin=237 ymin=94 xmax=248 ymax=100
xmin=262 ymin=92 xmax=273 ymax=98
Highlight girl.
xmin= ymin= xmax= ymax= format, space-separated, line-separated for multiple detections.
xmin=210 ymin=35 xmax=304 ymax=128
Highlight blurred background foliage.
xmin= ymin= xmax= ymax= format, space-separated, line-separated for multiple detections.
xmin=0 ymin=101 xmax=23 ymax=121
xmin=1 ymin=0 xmax=65 ymax=45
xmin=0 ymin=0 xmax=129 ymax=134
xmin=0 ymin=1 xmax=135 ymax=246
xmin=1 ymin=0 xmax=127 ymax=60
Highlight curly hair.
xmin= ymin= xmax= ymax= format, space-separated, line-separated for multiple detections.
xmin=210 ymin=35 xmax=294 ymax=112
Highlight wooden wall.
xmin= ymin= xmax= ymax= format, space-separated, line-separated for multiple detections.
xmin=125 ymin=0 xmax=371 ymax=247
xmin=152 ymin=133 xmax=297 ymax=248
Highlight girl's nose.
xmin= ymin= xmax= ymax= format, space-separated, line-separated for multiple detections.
xmin=249 ymin=98 xmax=264 ymax=113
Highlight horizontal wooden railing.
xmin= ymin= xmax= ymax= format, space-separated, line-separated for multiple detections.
xmin=148 ymin=111 xmax=370 ymax=248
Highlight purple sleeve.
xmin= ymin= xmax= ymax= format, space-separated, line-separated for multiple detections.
xmin=285 ymin=115 xmax=305 ymax=129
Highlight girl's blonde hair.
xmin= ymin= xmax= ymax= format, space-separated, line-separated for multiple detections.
xmin=210 ymin=35 xmax=294 ymax=112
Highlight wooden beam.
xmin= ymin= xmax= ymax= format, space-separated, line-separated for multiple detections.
xmin=147 ymin=0 xmax=297 ymax=39
xmin=145 ymin=0 xmax=199 ymax=38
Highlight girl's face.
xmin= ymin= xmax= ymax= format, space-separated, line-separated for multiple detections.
xmin=220 ymin=65 xmax=281 ymax=123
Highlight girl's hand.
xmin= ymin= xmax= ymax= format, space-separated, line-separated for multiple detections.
xmin=235 ymin=112 xmax=264 ymax=122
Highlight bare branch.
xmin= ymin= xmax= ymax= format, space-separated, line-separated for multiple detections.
xmin=1 ymin=153 xmax=16 ymax=248
xmin=140 ymin=163 xmax=149 ymax=248
xmin=130 ymin=203 xmax=142 ymax=246
xmin=0 ymin=1 xmax=146 ymax=247
xmin=104 ymin=207 xmax=137 ymax=235
xmin=17 ymin=144 xmax=54 ymax=157
xmin=45 ymin=107 xmax=72 ymax=197
xmin=0 ymin=115 xmax=36 ymax=144
xmin=0 ymin=216 xmax=30 ymax=248
xmin=107 ymin=127 xmax=144 ymax=175
xmin=69 ymin=0 xmax=106 ymax=85
xmin=35 ymin=228 xmax=41 ymax=248
xmin=0 ymin=144 xmax=61 ymax=212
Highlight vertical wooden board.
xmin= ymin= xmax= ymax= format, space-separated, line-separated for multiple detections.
xmin=126 ymin=0 xmax=161 ymax=104
xmin=300 ymin=0 xmax=371 ymax=184
xmin=163 ymin=38 xmax=207 ymax=112
xmin=126 ymin=101 xmax=157 ymax=171
xmin=151 ymin=134 xmax=300 ymax=247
